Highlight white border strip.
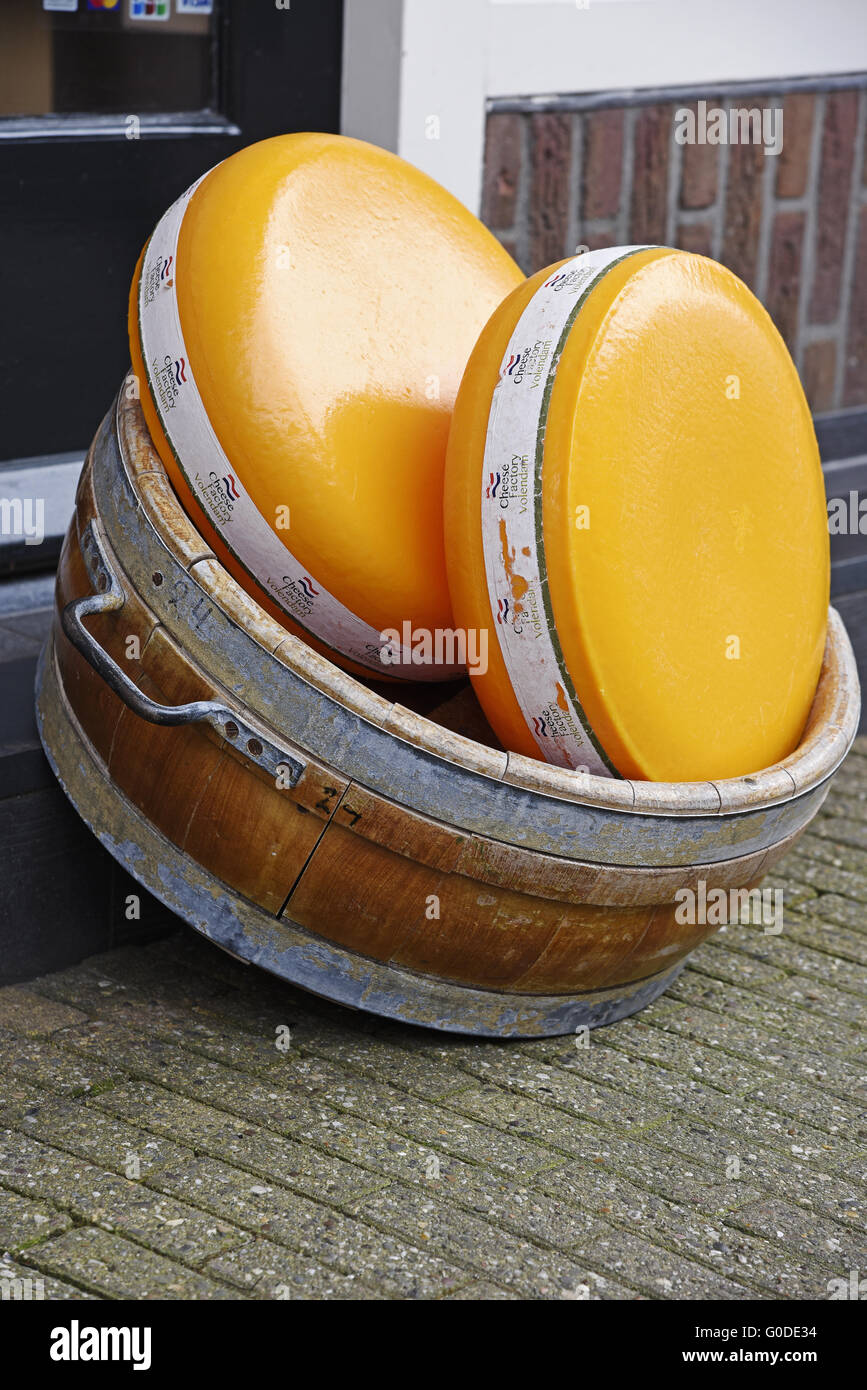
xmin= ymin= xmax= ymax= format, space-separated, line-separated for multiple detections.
xmin=481 ymin=246 xmax=647 ymax=775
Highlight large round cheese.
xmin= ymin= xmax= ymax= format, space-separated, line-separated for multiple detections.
xmin=129 ymin=133 xmax=523 ymax=679
xmin=444 ymin=246 xmax=830 ymax=782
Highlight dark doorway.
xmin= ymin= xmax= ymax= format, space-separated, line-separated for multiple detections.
xmin=0 ymin=0 xmax=344 ymax=462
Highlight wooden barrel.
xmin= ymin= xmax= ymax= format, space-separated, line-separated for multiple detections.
xmin=35 ymin=383 xmax=860 ymax=1036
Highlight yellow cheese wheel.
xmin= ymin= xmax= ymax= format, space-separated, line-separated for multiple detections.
xmin=129 ymin=133 xmax=522 ymax=680
xmin=444 ymin=247 xmax=830 ymax=782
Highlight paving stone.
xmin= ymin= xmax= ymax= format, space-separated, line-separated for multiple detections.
xmin=668 ymin=971 xmax=864 ymax=1049
xmin=0 ymin=1035 xmax=120 ymax=1098
xmin=0 ymin=1132 xmax=242 ymax=1267
xmin=534 ymin=1150 xmax=758 ymax=1225
xmin=439 ymin=1280 xmax=521 ymax=1299
xmin=428 ymin=1173 xmax=607 ymax=1252
xmin=534 ymin=1025 xmax=748 ymax=1100
xmin=794 ymin=895 xmax=867 ymax=939
xmin=780 ymin=852 xmax=867 ymax=905
xmin=636 ymin=999 xmax=867 ymax=1101
xmin=356 ymin=1182 xmax=611 ymax=1299
xmin=796 ymin=832 xmax=867 ymax=879
xmin=24 ymin=1227 xmax=236 ymax=1300
xmin=289 ymin=1020 xmax=479 ymax=1103
xmin=636 ymin=1086 xmax=862 ymax=1170
xmin=453 ymin=1044 xmax=713 ymax=1123
xmin=739 ymin=1079 xmax=867 ymax=1142
xmin=757 ymin=877 xmax=821 ymax=910
xmin=575 ymin=1178 xmax=838 ymax=1299
xmin=0 ymin=1078 xmax=56 ymax=1129
xmin=303 ymin=1109 xmax=514 ymax=1191
xmin=826 ymin=1149 xmax=867 ymax=1186
xmin=591 ymin=1016 xmax=867 ymax=1106
xmin=616 ymin=1115 xmax=867 ymax=1221
xmin=0 ymin=989 xmax=87 ymax=1038
xmin=142 ymin=1154 xmax=468 ymax=1299
xmin=9 ymin=763 xmax=866 ymax=1301
xmin=0 ymin=1184 xmax=71 ymax=1253
xmin=785 ymin=909 xmax=867 ymax=966
xmin=313 ymin=1078 xmax=556 ymax=1179
xmin=725 ymin=1197 xmax=867 ymax=1272
xmin=0 ymin=1253 xmax=97 ymax=1300
xmin=811 ymin=816 xmax=867 ymax=855
xmin=743 ymin=973 xmax=867 ymax=1027
xmin=687 ymin=947 xmax=793 ymax=991
xmin=705 ymin=929 xmax=867 ymax=999
xmin=304 ymin=1112 xmax=616 ymax=1253
xmin=60 ymin=1022 xmax=338 ymax=1133
xmin=17 ymin=1095 xmax=195 ymax=1178
xmin=451 ymin=1074 xmax=675 ymax=1141
xmin=39 ymin=945 xmax=245 ymax=1016
xmin=579 ymin=1223 xmax=751 ymax=1299
xmin=89 ymin=1080 xmax=386 ymax=1204
xmin=203 ymin=1237 xmax=385 ymax=1300
xmin=29 ymin=963 xmax=138 ymax=1016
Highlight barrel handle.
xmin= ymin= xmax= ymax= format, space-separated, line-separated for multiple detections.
xmin=61 ymin=519 xmax=306 ymax=788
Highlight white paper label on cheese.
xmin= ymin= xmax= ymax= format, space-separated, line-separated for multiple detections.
xmin=137 ymin=176 xmax=462 ymax=680
xmin=480 ymin=246 xmax=649 ymax=775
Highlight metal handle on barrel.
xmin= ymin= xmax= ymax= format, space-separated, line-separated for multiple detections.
xmin=61 ymin=519 xmax=305 ymax=788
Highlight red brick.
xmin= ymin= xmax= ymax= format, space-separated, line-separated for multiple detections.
xmin=775 ymin=93 xmax=815 ymax=199
xmin=721 ymin=136 xmax=765 ymax=290
xmin=528 ymin=112 xmax=572 ymax=271
xmin=676 ymin=222 xmax=714 ymax=258
xmin=809 ymin=90 xmax=859 ymax=324
xmin=582 ymin=109 xmax=623 ymax=221
xmin=630 ymin=104 xmax=672 ymax=244
xmin=766 ymin=210 xmax=805 ymax=350
xmin=802 ymin=339 xmax=837 ymax=413
xmin=579 ymin=230 xmax=615 ymax=252
xmin=481 ymin=112 xmax=523 ymax=230
xmin=496 ymin=234 xmax=519 ymax=266
xmin=679 ymin=103 xmax=719 ymax=209
xmin=843 ymin=205 xmax=867 ymax=407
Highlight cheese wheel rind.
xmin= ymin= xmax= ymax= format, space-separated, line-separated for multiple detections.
xmin=129 ymin=133 xmax=524 ymax=680
xmin=445 ymin=247 xmax=830 ymax=782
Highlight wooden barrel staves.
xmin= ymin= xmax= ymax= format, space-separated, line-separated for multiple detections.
xmin=35 ymin=384 xmax=861 ymax=1037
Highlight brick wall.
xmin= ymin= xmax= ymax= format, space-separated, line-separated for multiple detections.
xmin=481 ymin=84 xmax=867 ymax=414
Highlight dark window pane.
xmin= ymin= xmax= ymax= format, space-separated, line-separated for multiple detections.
xmin=0 ymin=0 xmax=219 ymax=118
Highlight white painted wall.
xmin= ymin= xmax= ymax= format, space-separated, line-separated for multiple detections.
xmin=341 ymin=0 xmax=867 ymax=213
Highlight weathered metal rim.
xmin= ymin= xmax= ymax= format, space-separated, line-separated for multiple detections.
xmin=110 ymin=387 xmax=861 ymax=820
xmin=85 ymin=406 xmax=835 ymax=866
xmin=35 ymin=634 xmax=685 ymax=1038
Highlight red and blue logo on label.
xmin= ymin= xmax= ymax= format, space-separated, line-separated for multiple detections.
xmin=501 ymin=351 xmax=524 ymax=379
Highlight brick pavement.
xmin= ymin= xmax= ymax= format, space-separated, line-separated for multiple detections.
xmin=1 ymin=744 xmax=866 ymax=1300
